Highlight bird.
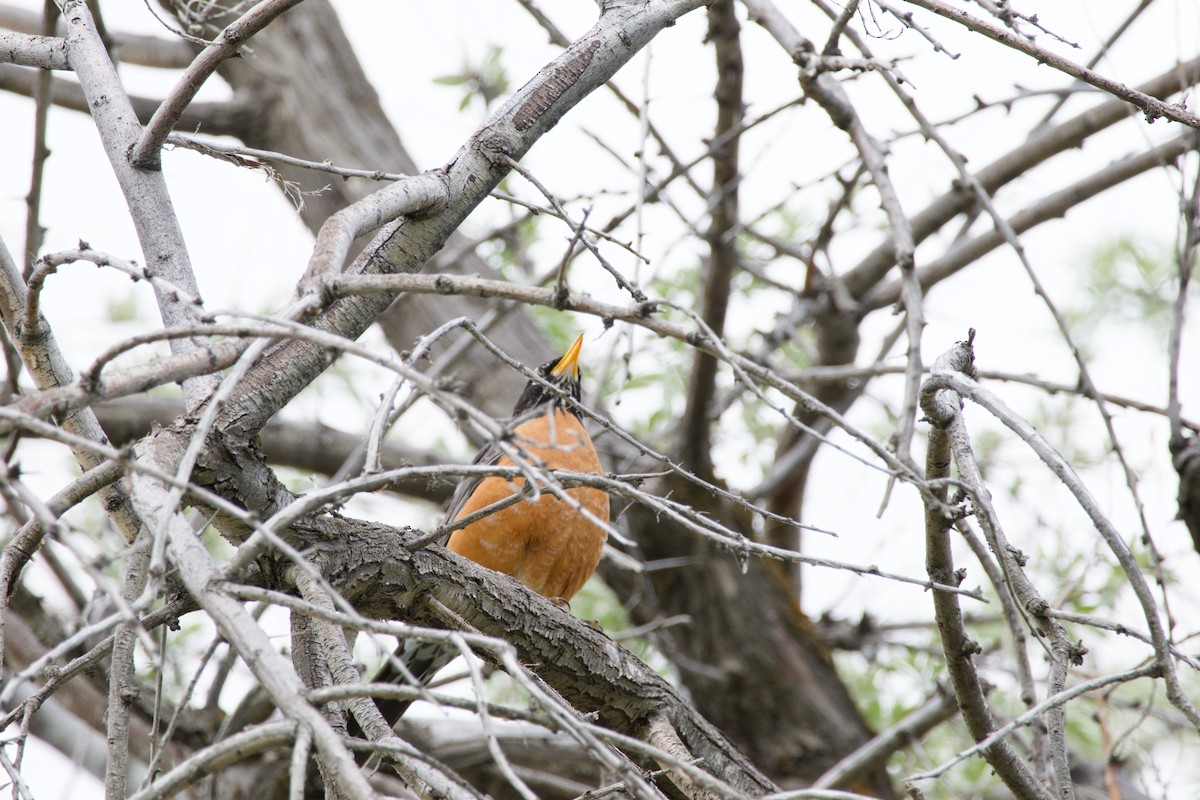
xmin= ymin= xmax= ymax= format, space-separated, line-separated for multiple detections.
xmin=362 ymin=333 xmax=609 ymax=731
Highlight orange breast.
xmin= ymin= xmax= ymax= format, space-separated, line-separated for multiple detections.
xmin=445 ymin=409 xmax=609 ymax=601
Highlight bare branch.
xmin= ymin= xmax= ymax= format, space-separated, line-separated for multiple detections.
xmin=927 ymin=365 xmax=1200 ymax=731
xmin=61 ymin=0 xmax=217 ymax=406
xmin=907 ymin=663 xmax=1160 ymax=784
xmin=844 ymin=54 xmax=1200 ymax=297
xmin=919 ymin=332 xmax=1052 ymax=800
xmin=0 ymin=63 xmax=256 ymax=133
xmin=861 ymin=134 xmax=1196 ymax=311
xmin=903 ymin=0 xmax=1200 ymax=128
xmin=126 ymin=722 xmax=297 ymax=800
xmin=126 ymin=459 xmax=377 ymax=799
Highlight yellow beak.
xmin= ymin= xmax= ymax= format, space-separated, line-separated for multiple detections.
xmin=551 ymin=333 xmax=584 ymax=379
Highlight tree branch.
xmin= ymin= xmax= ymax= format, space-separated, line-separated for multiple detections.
xmin=0 ymin=28 xmax=67 ymax=69
xmin=61 ymin=0 xmax=217 ymax=406
xmin=679 ymin=0 xmax=744 ymax=477
xmin=130 ymin=0 xmax=305 ymax=169
xmin=919 ymin=333 xmax=1052 ymax=800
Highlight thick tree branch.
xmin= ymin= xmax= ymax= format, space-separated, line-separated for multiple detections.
xmin=0 ymin=28 xmax=67 ymax=69
xmin=251 ymin=512 xmax=778 ymax=796
xmin=0 ymin=3 xmax=194 ymax=67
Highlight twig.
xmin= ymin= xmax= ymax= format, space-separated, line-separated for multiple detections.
xmin=20 ymin=0 xmax=56 ymax=276
xmin=362 ymin=316 xmax=472 ymax=475
xmin=861 ymin=134 xmax=1196 ymax=311
xmin=744 ymin=0 xmax=924 ymax=490
xmin=0 ymin=746 xmax=35 ymax=800
xmin=1034 ymin=0 xmax=1156 ymax=126
xmin=821 ymin=0 xmax=861 ymax=55
xmin=0 ymin=459 xmax=121 ymax=598
xmin=907 ymin=663 xmax=1160 ymax=783
xmin=139 ymin=632 xmax=225 ymax=790
xmin=1044 ymin=607 xmax=1200 ymax=670
xmin=941 ymin=430 xmax=1078 ymax=797
xmin=511 ymin=0 xmax=709 ymax=204
xmin=869 ymin=0 xmax=960 ymax=57
xmin=25 ymin=247 xmax=204 ymax=334
xmin=903 ymin=0 xmax=1200 ymax=128
xmin=104 ymin=532 xmax=153 ymax=800
xmin=676 ymin=0 xmax=743 ymax=480
xmin=327 ymin=272 xmax=921 ymax=480
xmin=955 ymin=520 xmax=1047 ymax=774
xmin=1168 ymin=143 xmax=1200 ymax=444
xmin=292 ymin=571 xmax=477 ymax=799
xmin=129 ymin=470 xmax=376 ymax=798
xmin=844 ymin=54 xmax=1200 ymax=299
xmin=0 ymin=602 xmax=193 ymax=734
xmin=553 ymin=206 xmax=590 ymax=305
xmin=503 ymin=156 xmax=646 ymax=302
xmin=456 ymin=631 xmax=539 ymax=800
xmin=287 ymin=723 xmax=311 ymax=800
xmin=812 ymin=684 xmax=957 ymax=789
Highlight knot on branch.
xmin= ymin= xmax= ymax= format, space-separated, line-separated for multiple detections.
xmin=920 ymin=328 xmax=979 ymax=426
xmin=1024 ymin=597 xmax=1048 ymax=618
xmin=552 ymin=284 xmax=570 ymax=310
xmin=635 ymin=301 xmax=661 ymax=318
xmin=311 ymin=276 xmax=339 ymax=310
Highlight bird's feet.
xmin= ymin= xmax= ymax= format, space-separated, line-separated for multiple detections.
xmin=548 ymin=596 xmax=602 ymax=630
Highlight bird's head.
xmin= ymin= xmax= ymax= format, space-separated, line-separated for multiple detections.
xmin=511 ymin=333 xmax=584 ymax=417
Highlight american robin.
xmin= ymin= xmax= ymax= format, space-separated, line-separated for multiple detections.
xmin=364 ymin=333 xmax=609 ymax=730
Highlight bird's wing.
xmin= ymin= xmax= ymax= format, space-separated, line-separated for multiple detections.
xmin=441 ymin=404 xmax=556 ymax=536
xmin=441 ymin=440 xmax=505 ymax=540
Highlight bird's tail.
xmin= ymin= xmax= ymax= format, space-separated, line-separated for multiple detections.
xmin=349 ymin=638 xmax=457 ymax=738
